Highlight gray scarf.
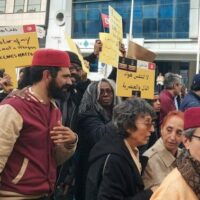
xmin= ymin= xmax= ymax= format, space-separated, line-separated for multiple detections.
xmin=78 ymin=78 xmax=121 ymax=120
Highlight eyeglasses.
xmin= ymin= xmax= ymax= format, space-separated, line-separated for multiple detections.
xmin=100 ymin=88 xmax=113 ymax=95
xmin=136 ymin=121 xmax=156 ymax=128
xmin=191 ymin=135 xmax=200 ymax=141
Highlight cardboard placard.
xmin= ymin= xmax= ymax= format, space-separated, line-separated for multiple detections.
xmin=109 ymin=6 xmax=123 ymax=42
xmin=99 ymin=33 xmax=119 ymax=68
xmin=116 ymin=57 xmax=156 ymax=99
xmin=127 ymin=40 xmax=156 ymax=62
xmin=0 ymin=24 xmax=39 ymax=87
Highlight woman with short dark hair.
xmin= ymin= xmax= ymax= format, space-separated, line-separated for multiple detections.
xmin=85 ymin=98 xmax=156 ymax=200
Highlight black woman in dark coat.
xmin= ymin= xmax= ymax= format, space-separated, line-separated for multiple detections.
xmin=75 ymin=78 xmax=121 ymax=200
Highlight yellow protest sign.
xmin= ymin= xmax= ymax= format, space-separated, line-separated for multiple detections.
xmin=99 ymin=33 xmax=119 ymax=68
xmin=0 ymin=24 xmax=39 ymax=87
xmin=116 ymin=57 xmax=156 ymax=99
xmin=65 ymin=33 xmax=89 ymax=73
xmin=109 ymin=6 xmax=123 ymax=42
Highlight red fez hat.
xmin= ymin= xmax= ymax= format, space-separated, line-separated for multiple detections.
xmin=184 ymin=107 xmax=200 ymax=130
xmin=32 ymin=48 xmax=70 ymax=67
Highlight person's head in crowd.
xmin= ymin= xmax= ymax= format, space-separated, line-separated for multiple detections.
xmin=66 ymin=51 xmax=82 ymax=84
xmin=152 ymin=93 xmax=161 ymax=113
xmin=19 ymin=68 xmax=24 ymax=81
xmin=183 ymin=107 xmax=200 ymax=161
xmin=160 ymin=111 xmax=184 ymax=156
xmin=79 ymin=78 xmax=120 ymax=116
xmin=190 ymin=73 xmax=200 ymax=92
xmin=146 ymin=92 xmax=160 ymax=113
xmin=164 ymin=72 xmax=182 ymax=96
xmin=180 ymin=84 xmax=187 ymax=98
xmin=17 ymin=67 xmax=32 ymax=89
xmin=30 ymin=48 xmax=72 ymax=99
xmin=93 ymin=39 xmax=102 ymax=57
xmin=97 ymin=79 xmax=114 ymax=109
xmin=113 ymin=98 xmax=156 ymax=146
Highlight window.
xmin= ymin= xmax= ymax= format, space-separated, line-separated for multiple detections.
xmin=72 ymin=0 xmax=190 ymax=39
xmin=0 ymin=0 xmax=6 ymax=14
xmin=27 ymin=0 xmax=41 ymax=12
xmin=14 ymin=0 xmax=24 ymax=13
xmin=73 ymin=0 xmax=111 ymax=2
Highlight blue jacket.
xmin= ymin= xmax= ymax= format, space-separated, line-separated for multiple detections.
xmin=180 ymin=91 xmax=200 ymax=111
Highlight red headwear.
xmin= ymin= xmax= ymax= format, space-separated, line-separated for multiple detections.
xmin=32 ymin=48 xmax=70 ymax=67
xmin=184 ymin=107 xmax=200 ymax=130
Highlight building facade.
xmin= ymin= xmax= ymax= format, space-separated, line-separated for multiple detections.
xmin=0 ymin=0 xmax=49 ymax=46
xmin=0 ymin=0 xmax=200 ymax=86
xmin=71 ymin=0 xmax=200 ymax=86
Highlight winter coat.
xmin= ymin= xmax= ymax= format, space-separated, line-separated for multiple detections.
xmin=159 ymin=90 xmax=176 ymax=124
xmin=180 ymin=90 xmax=200 ymax=111
xmin=142 ymin=138 xmax=182 ymax=188
xmin=54 ymin=80 xmax=91 ymax=198
xmin=0 ymin=88 xmax=76 ymax=199
xmin=75 ymin=79 xmax=120 ymax=200
xmin=75 ymin=108 xmax=116 ymax=200
xmin=85 ymin=134 xmax=153 ymax=200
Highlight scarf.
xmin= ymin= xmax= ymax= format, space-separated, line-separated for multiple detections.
xmin=78 ymin=79 xmax=121 ymax=119
xmin=177 ymin=150 xmax=200 ymax=199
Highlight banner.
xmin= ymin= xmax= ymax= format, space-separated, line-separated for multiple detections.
xmin=0 ymin=24 xmax=39 ymax=87
xmin=116 ymin=57 xmax=156 ymax=99
xmin=101 ymin=13 xmax=109 ymax=28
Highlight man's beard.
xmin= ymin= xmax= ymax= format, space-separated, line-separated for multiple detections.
xmin=48 ymin=78 xmax=70 ymax=99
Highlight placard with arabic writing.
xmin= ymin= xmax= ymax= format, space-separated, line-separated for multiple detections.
xmin=116 ymin=57 xmax=156 ymax=99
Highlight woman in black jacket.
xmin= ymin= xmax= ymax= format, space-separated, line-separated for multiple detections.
xmin=75 ymin=78 xmax=121 ymax=200
xmin=86 ymin=98 xmax=156 ymax=200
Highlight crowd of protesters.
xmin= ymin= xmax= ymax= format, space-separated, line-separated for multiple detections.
xmin=0 ymin=40 xmax=200 ymax=200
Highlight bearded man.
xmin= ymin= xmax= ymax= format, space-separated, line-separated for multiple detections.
xmin=0 ymin=49 xmax=78 ymax=200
